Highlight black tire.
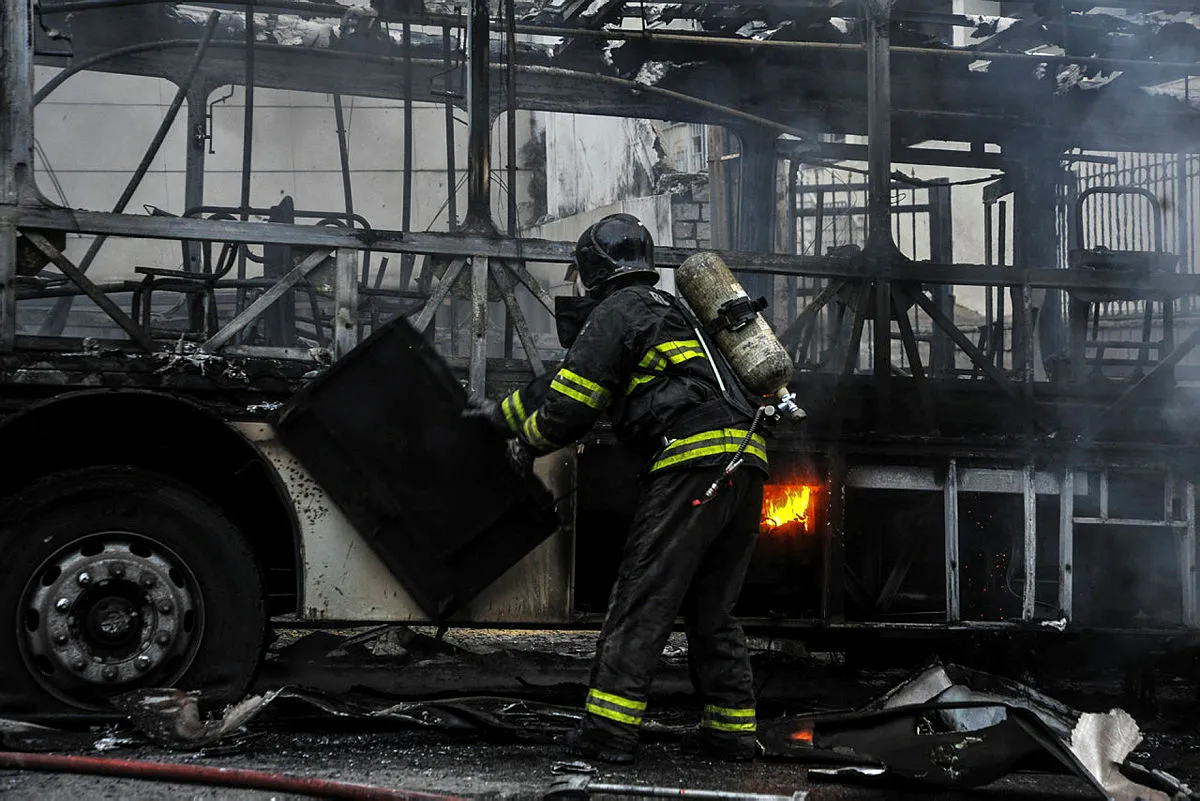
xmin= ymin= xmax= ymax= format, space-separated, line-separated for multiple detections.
xmin=0 ymin=466 xmax=266 ymax=713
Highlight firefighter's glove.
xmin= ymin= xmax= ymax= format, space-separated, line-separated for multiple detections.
xmin=506 ymin=439 xmax=537 ymax=477
xmin=461 ymin=396 xmax=510 ymax=437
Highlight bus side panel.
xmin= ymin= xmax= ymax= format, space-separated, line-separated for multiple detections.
xmin=234 ymin=423 xmax=576 ymax=624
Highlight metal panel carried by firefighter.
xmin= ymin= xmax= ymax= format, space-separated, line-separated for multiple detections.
xmin=273 ymin=315 xmax=560 ymax=622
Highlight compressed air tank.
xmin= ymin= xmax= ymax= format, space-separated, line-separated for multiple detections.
xmin=676 ymin=252 xmax=794 ymax=396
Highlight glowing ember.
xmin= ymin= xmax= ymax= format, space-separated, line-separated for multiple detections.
xmin=789 ymin=726 xmax=814 ymax=744
xmin=761 ymin=484 xmax=817 ymax=535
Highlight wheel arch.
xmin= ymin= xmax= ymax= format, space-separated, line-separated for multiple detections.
xmin=0 ymin=389 xmax=301 ymax=616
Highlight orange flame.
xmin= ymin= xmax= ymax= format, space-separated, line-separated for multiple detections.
xmin=789 ymin=725 xmax=814 ymax=744
xmin=761 ymin=484 xmax=818 ymax=535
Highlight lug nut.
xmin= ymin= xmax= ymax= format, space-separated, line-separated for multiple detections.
xmin=140 ymin=573 xmax=157 ymax=588
xmin=52 ymin=633 xmax=69 ymax=646
xmin=109 ymin=564 xmax=125 ymax=578
xmin=154 ymin=632 xmax=171 ymax=645
xmin=135 ymin=655 xmax=152 ymax=672
xmin=101 ymin=666 xmax=118 ymax=682
xmin=55 ymin=598 xmax=71 ymax=613
xmin=70 ymin=658 xmax=87 ymax=672
xmin=77 ymin=572 xmax=91 ymax=587
xmin=158 ymin=601 xmax=173 ymax=615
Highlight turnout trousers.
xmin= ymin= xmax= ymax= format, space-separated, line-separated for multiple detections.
xmin=582 ymin=466 xmax=765 ymax=747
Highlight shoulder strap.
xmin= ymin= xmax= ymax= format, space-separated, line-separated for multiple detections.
xmin=669 ymin=295 xmax=760 ymax=420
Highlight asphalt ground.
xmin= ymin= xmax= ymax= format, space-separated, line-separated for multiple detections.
xmin=2 ymin=629 xmax=1198 ymax=800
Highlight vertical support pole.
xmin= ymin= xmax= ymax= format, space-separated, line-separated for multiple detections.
xmin=0 ymin=0 xmax=28 ymax=348
xmin=873 ymin=279 xmax=891 ymax=422
xmin=236 ymin=2 xmax=257 ymax=316
xmin=184 ymin=86 xmax=208 ymax=271
xmin=0 ymin=222 xmax=16 ymax=352
xmin=399 ymin=22 xmax=416 ymax=290
xmin=1169 ymin=152 xmax=1189 ymax=352
xmin=785 ymin=162 xmax=798 ymax=342
xmin=463 ymin=0 xmax=492 ymax=231
xmin=1022 ymin=279 xmax=1035 ymax=439
xmin=332 ymin=93 xmax=365 ymax=289
xmin=0 ymin=0 xmax=34 ymax=205
xmin=443 ymin=26 xmax=459 ymax=232
xmin=731 ymin=128 xmax=777 ymax=301
xmin=501 ymin=0 xmax=517 ymax=364
xmin=997 ymin=200 xmax=1007 ymax=369
xmin=1165 ymin=469 xmax=1175 ymax=524
xmin=787 ymin=162 xmax=798 ymax=257
xmin=945 ymin=458 xmax=960 ymax=622
xmin=1022 ymin=462 xmax=1037 ymax=620
xmin=334 ymin=248 xmax=359 ymax=360
xmin=1058 ymin=468 xmax=1074 ymax=622
xmin=500 ymin=0 xmax=518 ymax=356
xmin=821 ymin=454 xmax=847 ymax=621
xmin=708 ymin=127 xmax=733 ymax=250
xmin=984 ymin=203 xmax=994 ymax=367
xmin=504 ymin=0 xmax=519 ymax=236
xmin=1183 ymin=479 xmax=1197 ymax=628
xmin=864 ymin=0 xmax=895 ymax=251
xmin=929 ymin=181 xmax=954 ymax=376
xmin=1100 ymin=469 xmax=1109 ymax=520
xmin=185 ymin=85 xmax=209 ymax=331
xmin=468 ymin=257 xmax=489 ymax=397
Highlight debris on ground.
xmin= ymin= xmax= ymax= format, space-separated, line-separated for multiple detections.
xmin=761 ymin=660 xmax=1191 ymax=801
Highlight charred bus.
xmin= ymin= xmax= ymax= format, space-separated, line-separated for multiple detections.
xmin=3 ymin=0 xmax=1200 ymax=714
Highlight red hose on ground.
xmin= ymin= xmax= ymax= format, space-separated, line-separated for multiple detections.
xmin=0 ymin=751 xmax=464 ymax=800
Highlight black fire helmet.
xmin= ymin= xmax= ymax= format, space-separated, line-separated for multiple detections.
xmin=573 ymin=213 xmax=659 ymax=297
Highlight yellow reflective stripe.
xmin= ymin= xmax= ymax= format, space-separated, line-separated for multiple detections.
xmin=706 ymin=705 xmax=755 ymax=717
xmin=653 ymin=443 xmax=768 ymax=471
xmin=501 ymin=395 xmax=520 ymax=432
xmin=551 ymin=381 xmax=595 ymax=407
xmin=560 ymin=368 xmax=606 ymax=396
xmin=512 ymin=390 xmax=526 ymax=421
xmin=636 ymin=340 xmax=706 ymax=370
xmin=661 ymin=429 xmax=767 ymax=453
xmin=702 ymin=704 xmax=756 ymax=733
xmin=588 ymin=688 xmax=647 ymax=711
xmin=666 ymin=349 xmax=706 ymax=364
xmin=522 ymin=411 xmax=557 ymax=450
xmin=628 ymin=340 xmax=707 ymax=396
xmin=638 ymin=350 xmax=668 ymax=370
xmin=551 ymin=369 xmax=611 ymax=411
xmin=586 ymin=703 xmax=642 ymax=726
xmin=658 ymin=339 xmax=701 ymax=354
xmin=702 ymin=719 xmax=757 ymax=733
xmin=650 ymin=428 xmax=768 ymax=472
xmin=626 ymin=373 xmax=659 ymax=394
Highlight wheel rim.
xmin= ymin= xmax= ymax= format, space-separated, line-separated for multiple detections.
xmin=18 ymin=533 xmax=205 ymax=708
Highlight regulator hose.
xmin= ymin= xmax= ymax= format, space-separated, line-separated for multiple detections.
xmin=692 ymin=405 xmax=768 ymax=507
xmin=0 ymin=751 xmax=463 ymax=801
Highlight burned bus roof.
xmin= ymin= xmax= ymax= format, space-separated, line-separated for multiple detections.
xmin=32 ymin=0 xmax=1200 ymax=155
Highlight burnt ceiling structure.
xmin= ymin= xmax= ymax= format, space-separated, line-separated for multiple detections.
xmin=28 ymin=0 xmax=1200 ymax=153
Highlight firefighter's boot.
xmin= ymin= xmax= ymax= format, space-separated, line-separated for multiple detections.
xmin=681 ymin=728 xmax=760 ymax=762
xmin=561 ymin=720 xmax=637 ymax=765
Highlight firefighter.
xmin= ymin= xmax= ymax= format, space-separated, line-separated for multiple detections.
xmin=464 ymin=213 xmax=771 ymax=765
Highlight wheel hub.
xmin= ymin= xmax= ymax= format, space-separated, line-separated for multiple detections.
xmin=22 ymin=538 xmax=200 ymax=695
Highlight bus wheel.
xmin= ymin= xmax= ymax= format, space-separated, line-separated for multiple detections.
xmin=0 ymin=466 xmax=266 ymax=713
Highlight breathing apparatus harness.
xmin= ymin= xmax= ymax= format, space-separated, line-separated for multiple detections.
xmin=663 ymin=296 xmax=784 ymax=507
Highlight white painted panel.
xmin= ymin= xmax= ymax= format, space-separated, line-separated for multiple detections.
xmin=234 ymin=422 xmax=574 ymax=623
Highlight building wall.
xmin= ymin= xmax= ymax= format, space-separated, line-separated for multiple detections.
xmin=538 ymin=112 xmax=661 ymax=220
